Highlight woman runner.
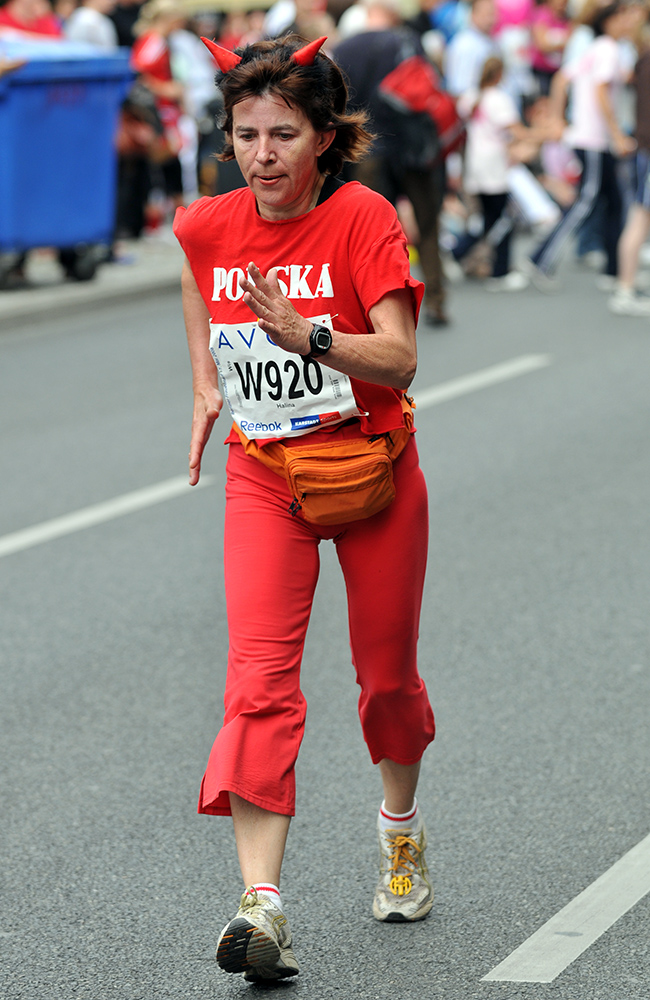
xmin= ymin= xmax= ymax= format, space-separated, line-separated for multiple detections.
xmin=174 ymin=34 xmax=435 ymax=982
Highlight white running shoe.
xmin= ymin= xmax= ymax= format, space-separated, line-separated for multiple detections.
xmin=608 ymin=289 xmax=650 ymax=316
xmin=216 ymin=887 xmax=299 ymax=981
xmin=485 ymin=271 xmax=529 ymax=292
xmin=577 ymin=249 xmax=606 ymax=270
xmin=373 ymin=815 xmax=434 ymax=922
xmin=521 ymin=258 xmax=561 ymax=292
xmin=633 ymin=270 xmax=650 ymax=291
xmin=596 ymin=274 xmax=618 ymax=292
xmin=441 ymin=251 xmax=465 ymax=283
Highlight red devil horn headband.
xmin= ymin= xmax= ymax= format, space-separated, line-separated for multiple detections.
xmin=292 ymin=36 xmax=327 ymax=65
xmin=200 ymin=38 xmax=242 ymax=72
xmin=200 ymin=36 xmax=327 ymax=72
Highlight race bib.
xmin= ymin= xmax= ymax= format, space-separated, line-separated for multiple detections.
xmin=209 ymin=314 xmax=364 ymax=439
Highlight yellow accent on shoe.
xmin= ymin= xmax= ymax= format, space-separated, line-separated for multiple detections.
xmin=373 ymin=820 xmax=434 ymax=922
xmin=385 ymin=834 xmax=423 ymax=894
xmin=390 ymin=873 xmax=413 ymax=896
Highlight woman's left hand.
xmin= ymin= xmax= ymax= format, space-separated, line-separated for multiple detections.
xmin=240 ymin=262 xmax=312 ymax=355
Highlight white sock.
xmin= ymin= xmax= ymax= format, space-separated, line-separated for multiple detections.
xmin=378 ymin=797 xmax=419 ymax=834
xmin=249 ymin=882 xmax=283 ymax=912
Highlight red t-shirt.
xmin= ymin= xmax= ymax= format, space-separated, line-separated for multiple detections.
xmin=131 ymin=32 xmax=172 ymax=83
xmin=174 ymin=181 xmax=424 ymax=442
xmin=131 ymin=32 xmax=181 ymax=131
xmin=0 ymin=6 xmax=62 ymax=36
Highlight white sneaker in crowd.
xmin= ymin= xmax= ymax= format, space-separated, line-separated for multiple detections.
xmin=595 ymin=274 xmax=619 ymax=292
xmin=521 ymin=257 xmax=561 ymax=292
xmin=441 ymin=251 xmax=465 ymax=283
xmin=373 ymin=814 xmax=434 ymax=922
xmin=576 ymin=249 xmax=606 ymax=270
xmin=216 ymin=886 xmax=300 ymax=981
xmin=608 ymin=288 xmax=650 ymax=316
xmin=485 ymin=271 xmax=530 ymax=292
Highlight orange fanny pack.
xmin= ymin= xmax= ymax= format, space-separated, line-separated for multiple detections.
xmin=234 ymin=395 xmax=415 ymax=526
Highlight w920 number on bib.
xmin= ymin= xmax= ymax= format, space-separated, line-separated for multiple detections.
xmin=209 ymin=317 xmax=363 ymax=440
xmin=235 ymin=356 xmax=323 ymax=402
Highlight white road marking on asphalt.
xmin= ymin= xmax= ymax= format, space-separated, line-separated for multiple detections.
xmin=482 ymin=831 xmax=650 ymax=983
xmin=0 ymin=475 xmax=215 ymax=559
xmin=414 ymin=353 xmax=552 ymax=410
xmin=0 ymin=354 xmax=550 ymax=559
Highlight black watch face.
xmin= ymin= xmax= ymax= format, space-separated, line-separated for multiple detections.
xmin=313 ymin=327 xmax=332 ymax=352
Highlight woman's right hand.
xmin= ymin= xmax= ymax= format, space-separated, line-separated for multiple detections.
xmin=189 ymin=384 xmax=223 ymax=486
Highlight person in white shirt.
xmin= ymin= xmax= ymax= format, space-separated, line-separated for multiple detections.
xmin=444 ymin=0 xmax=499 ymax=96
xmin=452 ymin=55 xmax=553 ymax=288
xmin=64 ymin=0 xmax=118 ymax=48
xmin=527 ymin=1 xmax=636 ymax=284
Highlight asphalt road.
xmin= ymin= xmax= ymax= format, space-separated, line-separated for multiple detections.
xmin=1 ymin=263 xmax=649 ymax=1000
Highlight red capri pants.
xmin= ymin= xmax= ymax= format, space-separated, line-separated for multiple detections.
xmin=198 ymin=434 xmax=435 ymax=817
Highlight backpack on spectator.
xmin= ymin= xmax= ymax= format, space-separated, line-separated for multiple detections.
xmin=379 ymin=54 xmax=465 ymax=161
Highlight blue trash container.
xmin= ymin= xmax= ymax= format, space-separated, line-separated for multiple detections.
xmin=0 ymin=47 xmax=133 ymax=276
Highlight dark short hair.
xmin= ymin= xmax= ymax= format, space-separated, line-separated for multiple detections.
xmin=215 ymin=36 xmax=374 ymax=175
xmin=592 ymin=1 xmax=622 ymax=35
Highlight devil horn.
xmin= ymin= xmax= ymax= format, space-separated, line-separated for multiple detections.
xmin=200 ymin=37 xmax=243 ymax=72
xmin=292 ymin=36 xmax=327 ymax=66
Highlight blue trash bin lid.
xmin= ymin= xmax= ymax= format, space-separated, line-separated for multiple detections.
xmin=0 ymin=37 xmax=133 ymax=85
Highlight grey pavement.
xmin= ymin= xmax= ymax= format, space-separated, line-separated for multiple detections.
xmin=0 ymin=230 xmax=184 ymax=327
xmin=1 ymin=246 xmax=650 ymax=1000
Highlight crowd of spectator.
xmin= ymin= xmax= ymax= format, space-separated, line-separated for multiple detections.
xmin=2 ymin=0 xmax=650 ymax=318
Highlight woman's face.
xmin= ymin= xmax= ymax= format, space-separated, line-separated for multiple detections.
xmin=231 ymin=92 xmax=335 ymax=221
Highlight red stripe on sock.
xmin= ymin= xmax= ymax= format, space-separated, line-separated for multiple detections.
xmin=252 ymin=885 xmax=280 ymax=896
xmin=380 ymin=804 xmax=417 ymax=823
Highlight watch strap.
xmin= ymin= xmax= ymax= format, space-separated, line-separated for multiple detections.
xmin=301 ymin=323 xmax=332 ymax=360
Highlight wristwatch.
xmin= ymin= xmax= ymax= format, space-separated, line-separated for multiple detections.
xmin=301 ymin=323 xmax=333 ymax=360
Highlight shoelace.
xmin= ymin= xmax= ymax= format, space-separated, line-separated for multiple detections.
xmin=239 ymin=887 xmax=288 ymax=939
xmin=387 ymin=834 xmax=422 ymax=873
xmin=240 ymin=887 xmax=260 ymax=911
xmin=385 ymin=833 xmax=422 ymax=897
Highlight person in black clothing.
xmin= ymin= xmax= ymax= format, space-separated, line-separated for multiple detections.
xmin=333 ymin=0 xmax=449 ymax=327
xmin=110 ymin=0 xmax=144 ymax=46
